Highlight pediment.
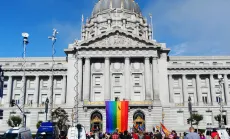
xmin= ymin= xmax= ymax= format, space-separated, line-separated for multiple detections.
xmin=78 ymin=30 xmax=156 ymax=47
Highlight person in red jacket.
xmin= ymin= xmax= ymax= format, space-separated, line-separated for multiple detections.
xmin=211 ymin=129 xmax=219 ymax=139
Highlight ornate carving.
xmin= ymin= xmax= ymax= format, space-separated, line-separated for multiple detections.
xmin=88 ymin=34 xmax=146 ymax=47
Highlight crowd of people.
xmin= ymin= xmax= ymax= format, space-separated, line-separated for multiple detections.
xmin=85 ymin=127 xmax=222 ymax=139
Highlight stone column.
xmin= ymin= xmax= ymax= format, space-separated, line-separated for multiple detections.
xmin=206 ymin=77 xmax=212 ymax=104
xmin=20 ymin=76 xmax=26 ymax=105
xmin=224 ymin=74 xmax=229 ymax=105
xmin=144 ymin=57 xmax=151 ymax=100
xmin=210 ymin=74 xmax=216 ymax=105
xmin=49 ymin=75 xmax=53 ymax=103
xmin=125 ymin=57 xmax=130 ymax=100
xmin=182 ymin=74 xmax=187 ymax=105
xmin=104 ymin=57 xmax=110 ymax=100
xmin=152 ymin=57 xmax=159 ymax=100
xmin=7 ymin=76 xmax=13 ymax=105
xmin=169 ymin=75 xmax=174 ymax=103
xmin=62 ymin=75 xmax=67 ymax=104
xmin=192 ymin=77 xmax=198 ymax=104
xmin=34 ymin=75 xmax=40 ymax=107
xmin=78 ymin=57 xmax=83 ymax=101
xmin=83 ymin=57 xmax=91 ymax=101
xmin=196 ymin=74 xmax=202 ymax=105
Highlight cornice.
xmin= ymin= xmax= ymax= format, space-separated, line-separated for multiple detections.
xmin=168 ymin=66 xmax=230 ymax=70
xmin=78 ymin=29 xmax=158 ymax=47
xmin=169 ymin=56 xmax=230 ymax=61
xmin=2 ymin=67 xmax=67 ymax=72
xmin=0 ymin=57 xmax=66 ymax=62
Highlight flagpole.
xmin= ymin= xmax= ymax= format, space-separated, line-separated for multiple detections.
xmin=81 ymin=14 xmax=84 ymax=40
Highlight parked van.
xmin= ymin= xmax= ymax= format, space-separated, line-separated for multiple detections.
xmin=3 ymin=127 xmax=32 ymax=139
xmin=204 ymin=128 xmax=229 ymax=139
xmin=36 ymin=122 xmax=60 ymax=139
xmin=67 ymin=124 xmax=86 ymax=139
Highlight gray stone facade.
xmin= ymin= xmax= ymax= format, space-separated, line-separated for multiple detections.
xmin=1 ymin=0 xmax=230 ymax=134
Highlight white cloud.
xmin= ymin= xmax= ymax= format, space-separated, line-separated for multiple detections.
xmin=143 ymin=0 xmax=230 ymax=56
xmin=170 ymin=43 xmax=188 ymax=56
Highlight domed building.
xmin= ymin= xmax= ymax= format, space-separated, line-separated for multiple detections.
xmin=1 ymin=0 xmax=230 ymax=133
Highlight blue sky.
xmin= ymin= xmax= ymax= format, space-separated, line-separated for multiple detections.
xmin=0 ymin=0 xmax=230 ymax=57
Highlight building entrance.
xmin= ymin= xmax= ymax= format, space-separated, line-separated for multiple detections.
xmin=90 ymin=111 xmax=103 ymax=132
xmin=133 ymin=111 xmax=145 ymax=132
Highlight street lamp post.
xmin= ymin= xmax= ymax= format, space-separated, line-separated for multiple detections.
xmin=218 ymin=74 xmax=224 ymax=128
xmin=45 ymin=98 xmax=49 ymax=121
xmin=188 ymin=96 xmax=192 ymax=127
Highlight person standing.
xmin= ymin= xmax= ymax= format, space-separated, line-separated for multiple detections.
xmin=210 ymin=129 xmax=219 ymax=139
xmin=184 ymin=127 xmax=200 ymax=139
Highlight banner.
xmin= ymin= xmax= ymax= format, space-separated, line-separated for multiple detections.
xmin=106 ymin=101 xmax=129 ymax=133
xmin=160 ymin=123 xmax=170 ymax=136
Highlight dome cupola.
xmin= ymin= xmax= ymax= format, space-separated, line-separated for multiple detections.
xmin=92 ymin=0 xmax=141 ymax=16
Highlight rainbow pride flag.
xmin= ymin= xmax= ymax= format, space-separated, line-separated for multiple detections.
xmin=106 ymin=101 xmax=129 ymax=133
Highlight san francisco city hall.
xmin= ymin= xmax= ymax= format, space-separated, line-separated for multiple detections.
xmin=1 ymin=0 xmax=230 ymax=133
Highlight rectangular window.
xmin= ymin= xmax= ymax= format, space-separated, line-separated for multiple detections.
xmin=14 ymin=94 xmax=20 ymax=105
xmin=177 ymin=112 xmax=184 ymax=125
xmin=0 ymin=110 xmax=3 ymax=120
xmin=134 ymin=76 xmax=140 ymax=86
xmin=56 ymin=79 xmax=62 ymax=88
xmin=4 ymin=78 xmax=8 ymax=88
xmin=213 ymin=62 xmax=217 ymax=65
xmin=16 ymin=80 xmax=21 ymax=88
xmin=1 ymin=94 xmax=6 ymax=105
xmin=214 ymin=79 xmax=219 ymax=87
xmin=29 ymin=80 xmax=35 ymax=88
xmin=94 ymin=92 xmax=101 ymax=101
xmin=216 ymin=93 xmax=221 ymax=103
xmin=0 ymin=110 xmax=3 ymax=124
xmin=202 ymin=93 xmax=208 ymax=104
xmin=228 ymin=79 xmax=230 ymax=87
xmin=27 ymin=94 xmax=33 ymax=105
xmin=173 ymin=78 xmax=179 ymax=87
xmin=42 ymin=80 xmax=48 ymax=88
xmin=41 ymin=94 xmax=47 ymax=105
xmin=95 ymin=77 xmax=101 ymax=86
xmin=115 ymin=77 xmax=120 ymax=86
xmin=206 ymin=112 xmax=212 ymax=125
xmin=54 ymin=94 xmax=61 ymax=104
xmin=187 ymin=79 xmax=193 ymax=87
xmin=26 ymin=113 xmax=31 ymax=127
xmin=188 ymin=93 xmax=195 ymax=104
xmin=174 ymin=93 xmax=181 ymax=104
xmin=201 ymin=79 xmax=206 ymax=87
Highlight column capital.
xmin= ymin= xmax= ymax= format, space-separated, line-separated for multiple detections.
xmin=84 ymin=57 xmax=91 ymax=60
xmin=152 ymin=57 xmax=158 ymax=60
xmin=77 ymin=56 xmax=83 ymax=59
xmin=105 ymin=57 xmax=110 ymax=60
xmin=145 ymin=57 xmax=150 ymax=60
xmin=125 ymin=57 xmax=130 ymax=60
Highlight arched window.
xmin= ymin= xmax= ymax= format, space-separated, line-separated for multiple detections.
xmin=90 ymin=111 xmax=103 ymax=132
xmin=133 ymin=111 xmax=145 ymax=132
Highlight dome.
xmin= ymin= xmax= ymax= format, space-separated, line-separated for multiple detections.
xmin=92 ymin=0 xmax=141 ymax=15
